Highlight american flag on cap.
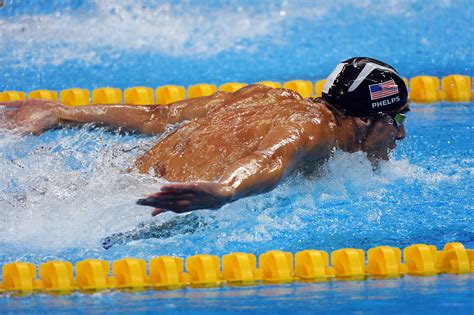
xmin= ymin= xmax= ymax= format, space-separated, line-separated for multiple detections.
xmin=368 ymin=79 xmax=399 ymax=100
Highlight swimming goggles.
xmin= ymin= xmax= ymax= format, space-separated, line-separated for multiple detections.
xmin=387 ymin=107 xmax=410 ymax=128
xmin=389 ymin=112 xmax=407 ymax=128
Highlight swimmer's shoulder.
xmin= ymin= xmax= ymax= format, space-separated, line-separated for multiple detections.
xmin=231 ymin=84 xmax=303 ymax=100
xmin=301 ymin=97 xmax=334 ymax=116
xmin=284 ymin=97 xmax=336 ymax=133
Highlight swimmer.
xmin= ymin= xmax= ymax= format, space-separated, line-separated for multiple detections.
xmin=0 ymin=57 xmax=409 ymax=216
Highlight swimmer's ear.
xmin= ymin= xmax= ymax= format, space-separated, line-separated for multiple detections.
xmin=353 ymin=117 xmax=372 ymax=128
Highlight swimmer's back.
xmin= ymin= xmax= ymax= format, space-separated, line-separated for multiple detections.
xmin=135 ymin=85 xmax=329 ymax=181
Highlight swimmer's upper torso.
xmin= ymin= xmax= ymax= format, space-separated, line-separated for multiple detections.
xmin=135 ymin=85 xmax=336 ymax=181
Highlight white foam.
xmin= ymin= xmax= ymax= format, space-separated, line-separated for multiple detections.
xmin=0 ymin=129 xmax=165 ymax=249
xmin=1 ymin=0 xmax=286 ymax=66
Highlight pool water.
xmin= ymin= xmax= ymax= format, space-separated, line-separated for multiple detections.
xmin=1 ymin=274 xmax=473 ymax=314
xmin=0 ymin=0 xmax=473 ymax=313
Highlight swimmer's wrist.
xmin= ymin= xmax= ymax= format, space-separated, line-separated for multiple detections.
xmin=217 ymin=183 xmax=235 ymax=203
xmin=56 ymin=106 xmax=66 ymax=125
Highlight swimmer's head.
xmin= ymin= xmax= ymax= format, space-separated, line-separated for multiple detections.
xmin=322 ymin=57 xmax=408 ymax=117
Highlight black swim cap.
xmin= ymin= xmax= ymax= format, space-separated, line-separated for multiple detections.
xmin=322 ymin=57 xmax=408 ymax=117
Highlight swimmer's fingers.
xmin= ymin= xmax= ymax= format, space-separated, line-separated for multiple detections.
xmin=148 ymin=190 xmax=194 ymax=197
xmin=0 ymin=101 xmax=59 ymax=134
xmin=137 ymin=196 xmax=193 ymax=208
xmin=160 ymin=183 xmax=204 ymax=194
xmin=0 ymin=101 xmax=24 ymax=108
xmin=144 ymin=192 xmax=195 ymax=202
xmin=138 ymin=182 xmax=230 ymax=214
xmin=0 ymin=110 xmax=20 ymax=130
xmin=138 ymin=193 xmax=215 ymax=214
xmin=159 ymin=182 xmax=227 ymax=197
xmin=1 ymin=110 xmax=18 ymax=120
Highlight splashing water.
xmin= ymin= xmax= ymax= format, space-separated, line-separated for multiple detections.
xmin=1 ymin=0 xmax=434 ymax=66
xmin=0 ymin=105 xmax=472 ymax=264
xmin=1 ymin=0 xmax=472 ymax=90
xmin=0 ymin=0 xmax=473 ymax=313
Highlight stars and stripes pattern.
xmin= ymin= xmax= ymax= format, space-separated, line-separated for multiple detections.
xmin=368 ymin=79 xmax=399 ymax=100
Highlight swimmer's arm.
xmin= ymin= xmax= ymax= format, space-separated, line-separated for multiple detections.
xmin=138 ymin=122 xmax=322 ymax=214
xmin=1 ymin=99 xmax=165 ymax=134
xmin=165 ymin=91 xmax=229 ymax=124
xmin=0 ymin=92 xmax=228 ymax=135
xmin=218 ymin=123 xmax=311 ymax=201
xmin=57 ymin=104 xmax=168 ymax=134
xmin=59 ymin=91 xmax=229 ymax=133
xmin=66 ymin=91 xmax=230 ymax=133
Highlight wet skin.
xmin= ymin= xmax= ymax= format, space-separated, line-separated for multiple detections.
xmin=0 ymin=85 xmax=406 ymax=215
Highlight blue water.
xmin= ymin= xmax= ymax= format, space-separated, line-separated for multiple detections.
xmin=1 ymin=0 xmax=473 ymax=90
xmin=1 ymin=275 xmax=473 ymax=314
xmin=1 ymin=0 xmax=473 ymax=314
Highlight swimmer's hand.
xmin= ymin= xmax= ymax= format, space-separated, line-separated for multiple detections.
xmin=0 ymin=100 xmax=60 ymax=135
xmin=137 ymin=182 xmax=233 ymax=216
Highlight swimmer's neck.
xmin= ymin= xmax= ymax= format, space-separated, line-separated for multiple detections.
xmin=333 ymin=117 xmax=366 ymax=153
xmin=304 ymin=97 xmax=365 ymax=153
xmin=321 ymin=100 xmax=368 ymax=153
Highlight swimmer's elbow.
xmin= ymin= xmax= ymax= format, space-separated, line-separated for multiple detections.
xmin=138 ymin=112 xmax=170 ymax=134
xmin=138 ymin=122 xmax=167 ymax=135
xmin=219 ymin=147 xmax=302 ymax=203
